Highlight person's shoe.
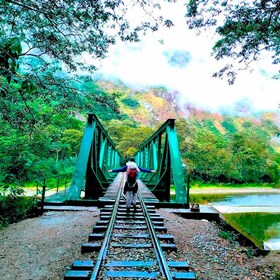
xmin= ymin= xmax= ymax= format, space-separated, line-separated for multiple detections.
xmin=126 ymin=207 xmax=130 ymax=212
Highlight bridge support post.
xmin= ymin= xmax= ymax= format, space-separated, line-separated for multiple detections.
xmin=167 ymin=121 xmax=187 ymax=204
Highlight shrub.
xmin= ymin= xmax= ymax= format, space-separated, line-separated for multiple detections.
xmin=121 ymin=98 xmax=139 ymax=108
xmin=218 ymin=230 xmax=236 ymax=242
xmin=0 ymin=185 xmax=38 ymax=229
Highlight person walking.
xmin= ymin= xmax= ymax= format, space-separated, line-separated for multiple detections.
xmin=108 ymin=157 xmax=156 ymax=211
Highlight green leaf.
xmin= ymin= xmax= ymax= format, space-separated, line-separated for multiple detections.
xmin=10 ymin=37 xmax=22 ymax=55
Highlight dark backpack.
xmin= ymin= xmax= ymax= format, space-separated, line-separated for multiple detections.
xmin=127 ymin=167 xmax=138 ymax=186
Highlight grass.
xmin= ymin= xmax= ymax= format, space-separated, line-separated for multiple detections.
xmin=171 ymin=192 xmax=233 ymax=204
xmin=223 ymin=212 xmax=280 ymax=243
xmin=5 ymin=175 xmax=73 ymax=196
xmin=188 ymin=193 xmax=231 ymax=204
xmin=170 ymin=182 xmax=279 ymax=194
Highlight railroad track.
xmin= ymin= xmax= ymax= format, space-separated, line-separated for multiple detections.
xmin=65 ymin=178 xmax=197 ymax=279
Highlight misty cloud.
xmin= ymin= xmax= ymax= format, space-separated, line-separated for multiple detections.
xmin=92 ymin=1 xmax=279 ymax=113
xmin=163 ymin=50 xmax=191 ymax=68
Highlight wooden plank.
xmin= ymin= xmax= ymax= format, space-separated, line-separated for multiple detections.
xmin=157 ymin=234 xmax=174 ymax=242
xmin=172 ymin=272 xmax=197 ymax=279
xmin=81 ymin=242 xmax=101 ymax=253
xmin=88 ymin=233 xmax=104 ymax=241
xmin=160 ymin=243 xmax=177 ymax=251
xmin=168 ymin=261 xmax=189 ymax=269
xmin=64 ymin=270 xmax=91 ymax=279
xmin=72 ymin=260 xmax=94 ymax=270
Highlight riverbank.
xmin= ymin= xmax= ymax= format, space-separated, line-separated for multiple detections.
xmin=189 ymin=186 xmax=280 ymax=194
xmin=185 ymin=186 xmax=280 ymax=252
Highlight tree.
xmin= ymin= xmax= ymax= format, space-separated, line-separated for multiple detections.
xmin=183 ymin=126 xmax=233 ymax=182
xmin=186 ymin=0 xmax=280 ymax=84
xmin=176 ymin=115 xmax=279 ymax=183
xmin=103 ymin=120 xmax=153 ymax=156
xmin=1 ymin=0 xmax=174 ymax=72
xmin=0 ymin=1 xmax=175 ymax=131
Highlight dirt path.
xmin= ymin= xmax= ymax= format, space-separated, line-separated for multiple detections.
xmin=0 ymin=209 xmax=99 ymax=280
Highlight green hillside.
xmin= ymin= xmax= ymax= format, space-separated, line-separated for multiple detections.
xmin=1 ymin=74 xmax=279 ymax=186
xmin=95 ymin=81 xmax=280 ymax=184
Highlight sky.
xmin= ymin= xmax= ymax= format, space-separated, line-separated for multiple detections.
xmin=91 ymin=1 xmax=279 ymax=114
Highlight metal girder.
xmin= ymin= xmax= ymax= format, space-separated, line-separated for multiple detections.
xmin=66 ymin=114 xmax=121 ymax=200
xmin=66 ymin=115 xmax=187 ymax=204
xmin=135 ymin=119 xmax=188 ymax=204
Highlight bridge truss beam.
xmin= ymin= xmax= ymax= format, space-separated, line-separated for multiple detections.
xmin=67 ymin=115 xmax=188 ymax=205
xmin=66 ymin=114 xmax=121 ymax=200
xmin=135 ymin=119 xmax=188 ymax=204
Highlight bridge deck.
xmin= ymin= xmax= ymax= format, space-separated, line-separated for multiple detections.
xmin=99 ymin=174 xmax=159 ymax=204
xmin=43 ymin=174 xmax=158 ymax=204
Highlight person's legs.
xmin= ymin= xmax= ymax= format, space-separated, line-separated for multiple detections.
xmin=131 ymin=182 xmax=138 ymax=211
xmin=132 ymin=192 xmax=137 ymax=211
xmin=125 ymin=190 xmax=132 ymax=211
xmin=132 ymin=192 xmax=137 ymax=204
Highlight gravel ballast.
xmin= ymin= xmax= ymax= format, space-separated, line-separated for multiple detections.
xmin=1 ymin=208 xmax=279 ymax=280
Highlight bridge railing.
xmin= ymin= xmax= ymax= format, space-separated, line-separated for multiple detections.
xmin=35 ymin=173 xmax=72 ymax=212
xmin=66 ymin=114 xmax=121 ymax=200
xmin=134 ymin=119 xmax=188 ymax=204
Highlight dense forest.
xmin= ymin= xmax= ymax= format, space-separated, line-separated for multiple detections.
xmin=1 ymin=56 xmax=279 ymax=186
xmin=1 ymin=0 xmax=280 ymax=189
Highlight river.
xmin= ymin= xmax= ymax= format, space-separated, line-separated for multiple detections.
xmin=210 ymin=193 xmax=280 ymax=206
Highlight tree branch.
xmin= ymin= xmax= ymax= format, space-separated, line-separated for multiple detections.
xmin=6 ymin=0 xmax=49 ymax=16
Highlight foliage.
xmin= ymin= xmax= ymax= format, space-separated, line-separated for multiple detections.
xmin=222 ymin=119 xmax=238 ymax=134
xmin=79 ymin=79 xmax=124 ymax=120
xmin=0 ymin=0 xmax=175 ymax=109
xmin=104 ymin=120 xmax=154 ymax=156
xmin=121 ymin=98 xmax=140 ymax=108
xmin=0 ymin=0 xmax=279 ymax=191
xmin=186 ymin=0 xmax=280 ymax=83
xmin=1 ymin=0 xmax=174 ymax=72
xmin=0 ymin=40 xmax=119 ymax=186
xmin=176 ymin=116 xmax=279 ymax=184
xmin=218 ymin=229 xmax=236 ymax=242
xmin=0 ymin=107 xmax=81 ymax=184
xmin=0 ymin=1 xmax=175 ymax=167
xmin=0 ymin=185 xmax=38 ymax=228
xmin=1 ymin=55 xmax=279 ymax=188
xmin=202 ymin=119 xmax=220 ymax=134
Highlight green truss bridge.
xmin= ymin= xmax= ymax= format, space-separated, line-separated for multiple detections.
xmin=42 ymin=114 xmax=190 ymax=208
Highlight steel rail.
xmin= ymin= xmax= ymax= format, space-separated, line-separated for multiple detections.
xmin=90 ymin=175 xmax=125 ymax=280
xmin=138 ymin=191 xmax=173 ymax=280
